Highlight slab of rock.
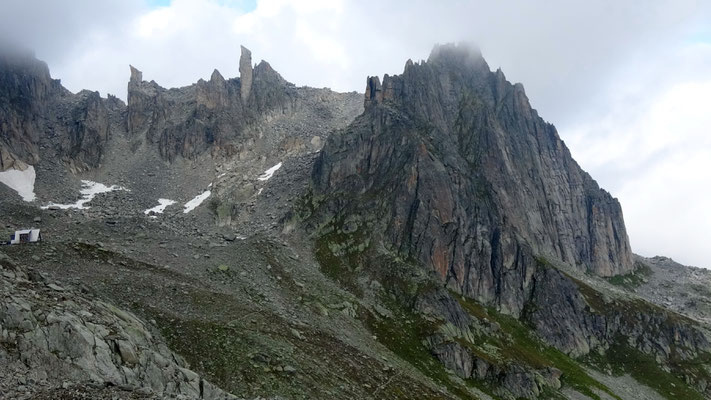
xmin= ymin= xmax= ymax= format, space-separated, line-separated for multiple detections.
xmin=0 ymin=254 xmax=236 ymax=399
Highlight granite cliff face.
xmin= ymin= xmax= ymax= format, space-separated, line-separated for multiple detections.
xmin=314 ymin=44 xmax=633 ymax=314
xmin=308 ymin=44 xmax=711 ymax=398
xmin=0 ymin=50 xmax=119 ymax=172
xmin=126 ymin=48 xmax=293 ymax=161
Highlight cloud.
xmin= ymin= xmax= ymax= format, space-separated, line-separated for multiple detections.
xmin=1 ymin=0 xmax=710 ymax=266
xmin=565 ymin=42 xmax=711 ymax=267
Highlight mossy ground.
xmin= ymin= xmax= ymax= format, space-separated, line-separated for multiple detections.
xmin=586 ymin=340 xmax=707 ymax=400
xmin=564 ymin=271 xmax=710 ymax=400
xmin=456 ymin=296 xmax=621 ymax=400
xmin=605 ymin=261 xmax=653 ymax=289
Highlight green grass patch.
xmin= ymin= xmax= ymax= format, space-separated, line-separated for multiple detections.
xmin=362 ymin=306 xmax=476 ymax=399
xmin=587 ymin=340 xmax=706 ymax=400
xmin=606 ymin=261 xmax=653 ymax=289
xmin=455 ymin=296 xmax=622 ymax=400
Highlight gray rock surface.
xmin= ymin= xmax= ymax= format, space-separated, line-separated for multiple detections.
xmin=239 ymin=45 xmax=253 ymax=103
xmin=0 ymin=49 xmax=122 ymax=172
xmin=633 ymin=255 xmax=711 ymax=325
xmin=0 ymin=252 xmax=235 ymax=399
xmin=312 ymin=43 xmax=633 ymax=317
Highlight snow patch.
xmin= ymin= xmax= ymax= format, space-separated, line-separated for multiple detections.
xmin=144 ymin=198 xmax=177 ymax=215
xmin=257 ymin=162 xmax=282 ymax=181
xmin=183 ymin=190 xmax=211 ymax=213
xmin=217 ymin=172 xmax=226 ymax=178
xmin=41 ymin=180 xmax=128 ymax=210
xmin=0 ymin=166 xmax=36 ymax=202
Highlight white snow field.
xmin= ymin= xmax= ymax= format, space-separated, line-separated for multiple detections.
xmin=257 ymin=162 xmax=282 ymax=181
xmin=183 ymin=190 xmax=211 ymax=213
xmin=0 ymin=166 xmax=36 ymax=202
xmin=144 ymin=198 xmax=177 ymax=215
xmin=41 ymin=180 xmax=128 ymax=210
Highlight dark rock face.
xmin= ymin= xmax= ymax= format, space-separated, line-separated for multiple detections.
xmin=58 ymin=90 xmax=111 ymax=171
xmin=0 ymin=51 xmax=59 ymax=169
xmin=2 ymin=46 xmax=361 ymax=175
xmin=527 ymin=267 xmax=710 ymax=361
xmin=126 ymin=50 xmax=299 ymax=161
xmin=0 ymin=50 xmax=116 ymax=172
xmin=313 ymin=44 xmax=634 ymax=316
xmin=239 ymin=45 xmax=253 ymax=103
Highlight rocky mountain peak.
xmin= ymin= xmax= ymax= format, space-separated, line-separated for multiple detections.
xmin=304 ymin=45 xmax=711 ymax=399
xmin=239 ymin=45 xmax=253 ymax=103
xmin=427 ymin=42 xmax=488 ymax=69
xmin=314 ymin=43 xmax=634 ymax=316
xmin=363 ymin=75 xmax=381 ymax=107
xmin=210 ymin=68 xmax=225 ymax=83
xmin=129 ymin=64 xmax=142 ymax=83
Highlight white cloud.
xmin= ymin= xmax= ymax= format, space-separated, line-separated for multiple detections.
xmin=565 ymin=43 xmax=711 ymax=267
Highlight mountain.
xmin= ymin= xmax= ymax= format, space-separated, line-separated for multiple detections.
xmin=313 ymin=43 xmax=632 ymax=313
xmin=1 ymin=44 xmax=710 ymax=400
xmin=305 ymin=43 xmax=710 ymax=398
xmin=0 ymin=48 xmax=122 ymax=172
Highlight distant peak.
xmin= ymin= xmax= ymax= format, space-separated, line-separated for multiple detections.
xmin=364 ymin=76 xmax=382 ymax=108
xmin=429 ymin=42 xmax=482 ymax=59
xmin=427 ymin=42 xmax=488 ymax=71
xmin=210 ymin=68 xmax=224 ymax=83
xmin=239 ymin=45 xmax=252 ymax=69
xmin=129 ymin=65 xmax=143 ymax=83
xmin=239 ymin=45 xmax=253 ymax=102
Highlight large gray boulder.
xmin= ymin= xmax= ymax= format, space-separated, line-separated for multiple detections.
xmin=0 ymin=253 xmax=236 ymax=399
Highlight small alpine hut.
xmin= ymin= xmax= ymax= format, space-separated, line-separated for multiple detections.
xmin=9 ymin=228 xmax=41 ymax=244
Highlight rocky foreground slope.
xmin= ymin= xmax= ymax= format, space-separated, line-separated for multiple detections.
xmin=1 ymin=44 xmax=710 ymax=400
xmin=0 ymin=251 xmax=234 ymax=400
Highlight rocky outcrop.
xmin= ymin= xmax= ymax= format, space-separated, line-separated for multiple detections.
xmin=126 ymin=47 xmax=319 ymax=161
xmin=0 ymin=251 xmax=235 ymax=399
xmin=0 ymin=49 xmax=118 ymax=172
xmin=239 ymin=45 xmax=253 ymax=103
xmin=412 ymin=289 xmax=558 ymax=398
xmin=410 ymin=274 xmax=711 ymax=397
xmin=526 ymin=266 xmax=710 ymax=362
xmin=312 ymin=43 xmax=633 ymax=317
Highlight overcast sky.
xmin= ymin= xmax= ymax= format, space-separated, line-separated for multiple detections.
xmin=1 ymin=0 xmax=710 ymax=268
